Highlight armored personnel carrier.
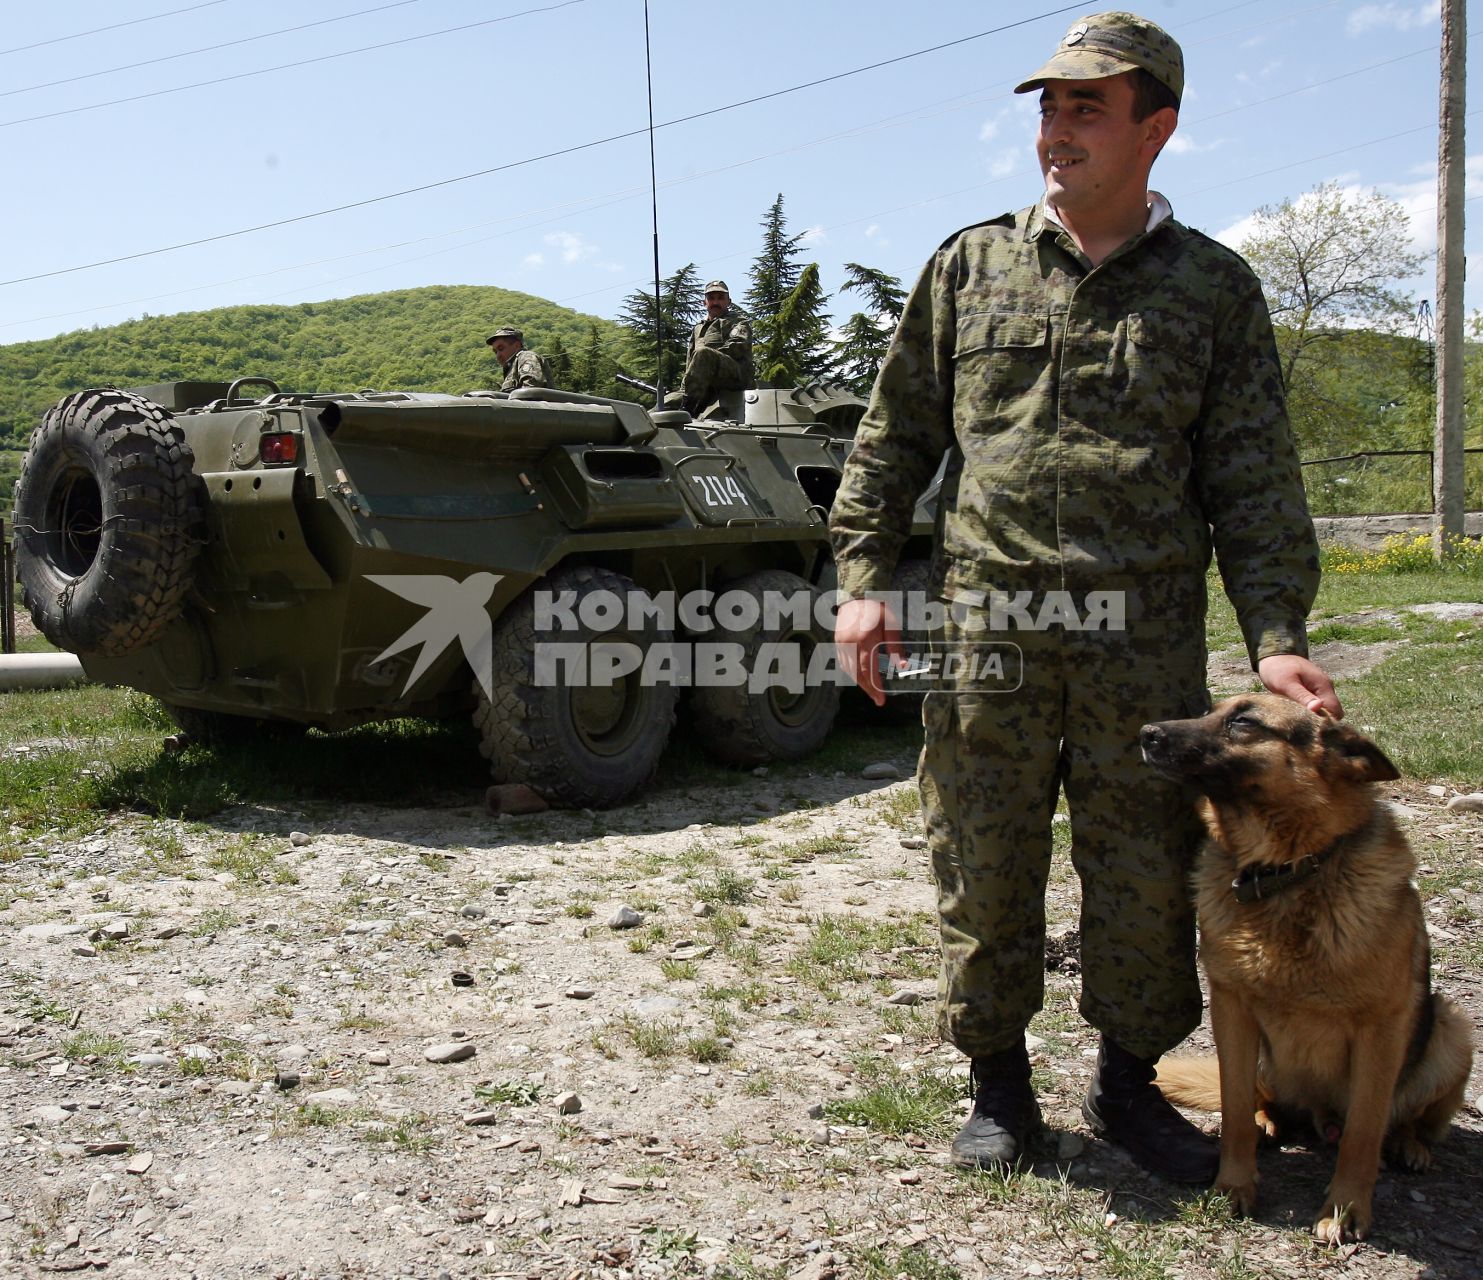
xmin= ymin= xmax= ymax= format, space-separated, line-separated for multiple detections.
xmin=11 ymin=379 xmax=936 ymax=808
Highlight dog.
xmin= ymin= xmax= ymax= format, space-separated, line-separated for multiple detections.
xmin=1140 ymin=693 xmax=1473 ymax=1244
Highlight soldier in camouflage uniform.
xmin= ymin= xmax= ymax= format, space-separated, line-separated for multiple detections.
xmin=829 ymin=11 xmax=1340 ymax=1183
xmin=486 ymin=327 xmax=553 ymax=392
xmin=680 ymin=281 xmax=753 ymax=418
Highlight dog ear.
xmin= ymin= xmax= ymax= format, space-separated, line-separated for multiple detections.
xmin=1321 ymin=721 xmax=1401 ymax=784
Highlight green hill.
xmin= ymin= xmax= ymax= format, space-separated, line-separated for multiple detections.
xmin=0 ymin=285 xmax=632 ymax=512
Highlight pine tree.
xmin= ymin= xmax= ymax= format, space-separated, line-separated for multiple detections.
xmin=745 ymin=193 xmax=805 ymax=328
xmin=575 ymin=322 xmax=610 ymax=395
xmin=544 ymin=332 xmax=572 ymax=389
xmin=744 ymin=195 xmax=831 ymax=387
xmin=755 ymin=264 xmax=832 ymax=387
xmin=617 ymin=263 xmax=703 ymax=394
xmin=830 ymin=262 xmax=906 ymax=393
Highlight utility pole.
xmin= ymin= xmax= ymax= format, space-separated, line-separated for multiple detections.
xmin=1434 ymin=0 xmax=1466 ymax=559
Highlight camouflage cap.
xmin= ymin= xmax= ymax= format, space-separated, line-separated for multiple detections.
xmin=702 ymin=280 xmax=731 ymax=296
xmin=485 ymin=326 xmax=523 ymax=344
xmin=1014 ymin=11 xmax=1183 ymax=104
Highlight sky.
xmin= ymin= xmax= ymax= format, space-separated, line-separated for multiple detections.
xmin=0 ymin=0 xmax=1475 ymax=352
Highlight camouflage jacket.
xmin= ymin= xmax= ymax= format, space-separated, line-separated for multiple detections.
xmin=500 ymin=348 xmax=553 ymax=392
xmin=828 ymin=201 xmax=1319 ymax=664
xmin=687 ymin=306 xmax=755 ymax=386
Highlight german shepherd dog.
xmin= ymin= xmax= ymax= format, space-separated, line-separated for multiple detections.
xmin=1140 ymin=694 xmax=1473 ymax=1244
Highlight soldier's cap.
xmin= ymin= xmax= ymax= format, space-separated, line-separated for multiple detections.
xmin=485 ymin=326 xmax=523 ymax=345
xmin=702 ymin=280 xmax=731 ymax=296
xmin=1014 ymin=11 xmax=1183 ymax=105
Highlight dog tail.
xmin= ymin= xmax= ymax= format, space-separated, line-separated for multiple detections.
xmin=1154 ymin=1055 xmax=1221 ymax=1111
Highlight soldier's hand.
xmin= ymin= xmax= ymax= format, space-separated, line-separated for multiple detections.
xmin=835 ymin=597 xmax=905 ymax=708
xmin=1257 ymin=654 xmax=1343 ymax=719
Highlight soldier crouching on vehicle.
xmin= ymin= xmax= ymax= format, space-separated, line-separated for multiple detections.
xmin=487 ymin=327 xmax=553 ymax=391
xmin=677 ymin=281 xmax=753 ymax=418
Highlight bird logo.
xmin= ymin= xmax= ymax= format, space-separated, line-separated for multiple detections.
xmin=364 ymin=573 xmax=503 ymax=700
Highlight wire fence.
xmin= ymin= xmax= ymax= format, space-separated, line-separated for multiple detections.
xmin=1301 ymin=448 xmax=1483 ymax=517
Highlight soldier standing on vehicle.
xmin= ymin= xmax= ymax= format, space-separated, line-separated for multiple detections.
xmin=486 ymin=327 xmax=553 ymax=391
xmin=679 ymin=281 xmax=753 ymax=417
xmin=829 ymin=11 xmax=1339 ymax=1184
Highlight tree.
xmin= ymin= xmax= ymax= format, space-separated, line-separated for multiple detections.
xmin=754 ymin=264 xmax=832 ymax=387
xmin=830 ymin=262 xmax=906 ymax=393
xmin=545 ymin=332 xmax=572 ymax=389
xmin=574 ymin=321 xmax=613 ymax=396
xmin=617 ymin=263 xmax=703 ymax=393
xmin=1238 ymin=181 xmax=1426 ymax=454
xmin=745 ymin=195 xmax=831 ymax=386
xmin=745 ymin=193 xmax=805 ymax=326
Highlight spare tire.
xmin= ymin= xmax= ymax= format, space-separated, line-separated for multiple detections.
xmin=12 ymin=389 xmax=200 ymax=657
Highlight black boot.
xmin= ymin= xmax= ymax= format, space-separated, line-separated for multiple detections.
xmin=1082 ymin=1037 xmax=1219 ymax=1185
xmin=950 ymin=1041 xmax=1039 ymax=1171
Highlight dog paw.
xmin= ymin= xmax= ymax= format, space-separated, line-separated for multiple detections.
xmin=1385 ymin=1132 xmax=1432 ymax=1173
xmin=1215 ymin=1177 xmax=1258 ymax=1217
xmin=1254 ymin=1108 xmax=1280 ymax=1141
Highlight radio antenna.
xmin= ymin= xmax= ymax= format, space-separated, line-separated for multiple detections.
xmin=642 ymin=0 xmax=664 ymax=404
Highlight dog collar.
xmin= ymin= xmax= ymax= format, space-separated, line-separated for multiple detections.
xmin=1231 ymin=845 xmax=1336 ymax=904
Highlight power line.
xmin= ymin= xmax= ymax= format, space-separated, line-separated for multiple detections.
xmin=2 ymin=0 xmax=431 ymax=100
xmin=0 ymin=1 xmax=233 ymax=58
xmin=0 ymin=0 xmax=587 ymax=129
xmin=0 ymin=4 xmax=1449 ymax=316
xmin=0 ymin=3 xmax=1093 ymax=287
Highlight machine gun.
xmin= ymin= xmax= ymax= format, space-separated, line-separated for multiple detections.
xmin=614 ymin=372 xmax=661 ymax=402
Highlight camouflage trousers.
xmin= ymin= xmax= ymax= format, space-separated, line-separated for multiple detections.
xmin=681 ymin=346 xmax=745 ymax=409
xmin=918 ymin=610 xmax=1210 ymax=1061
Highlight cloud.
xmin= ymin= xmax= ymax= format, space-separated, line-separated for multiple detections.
xmin=979 ymin=108 xmax=1012 ymax=143
xmin=1213 ymin=211 xmax=1259 ymax=252
xmin=864 ymin=224 xmax=889 ymax=248
xmin=1210 ymin=167 xmax=1483 ymax=265
xmin=799 ymin=225 xmax=827 ymax=247
xmin=521 ymin=252 xmax=545 ymax=269
xmin=1379 ymin=156 xmax=1483 ymax=257
xmin=544 ymin=231 xmax=598 ymax=264
xmin=1164 ymin=133 xmax=1220 ymax=157
xmin=988 ymin=147 xmax=1022 ymax=180
xmin=1346 ymin=2 xmax=1440 ymax=36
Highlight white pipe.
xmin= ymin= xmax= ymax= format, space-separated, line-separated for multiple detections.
xmin=0 ymin=653 xmax=89 ymax=690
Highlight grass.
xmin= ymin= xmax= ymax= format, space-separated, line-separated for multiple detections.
xmin=824 ymin=1054 xmax=961 ymax=1138
xmin=1203 ymin=549 xmax=1483 ymax=653
xmin=854 ymin=1247 xmax=960 ymax=1280
xmin=786 ymin=912 xmax=936 ymax=993
xmin=694 ymin=867 xmax=756 ymax=905
xmin=620 ymin=1015 xmax=683 ymax=1060
xmin=61 ymin=1031 xmax=130 ymax=1069
xmin=771 ymin=833 xmax=858 ymax=863
xmin=473 ymin=1078 xmax=542 ymax=1106
xmin=0 ymin=687 xmax=491 ymax=831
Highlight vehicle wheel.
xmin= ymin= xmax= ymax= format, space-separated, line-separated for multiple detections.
xmin=690 ymin=568 xmax=839 ymax=767
xmin=881 ymin=558 xmax=937 ymax=722
xmin=473 ymin=565 xmax=678 ymax=808
xmin=12 ymin=389 xmax=199 ymax=657
xmin=163 ymin=703 xmax=308 ymax=746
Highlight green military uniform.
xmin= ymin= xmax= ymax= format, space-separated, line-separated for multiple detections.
xmin=682 ymin=305 xmax=753 ymax=413
xmin=500 ymin=348 xmax=553 ymax=393
xmin=829 ymin=199 xmax=1320 ymax=1061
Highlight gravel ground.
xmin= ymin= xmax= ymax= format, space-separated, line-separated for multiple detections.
xmin=2 ymin=608 xmax=1481 ymax=1279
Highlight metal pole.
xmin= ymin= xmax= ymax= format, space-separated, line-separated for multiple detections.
xmin=642 ymin=0 xmax=665 ymax=404
xmin=2 ymin=518 xmax=15 ymax=655
xmin=1434 ymin=0 xmax=1466 ymax=558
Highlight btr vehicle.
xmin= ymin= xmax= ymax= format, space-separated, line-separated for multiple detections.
xmin=11 ymin=378 xmax=937 ymax=808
